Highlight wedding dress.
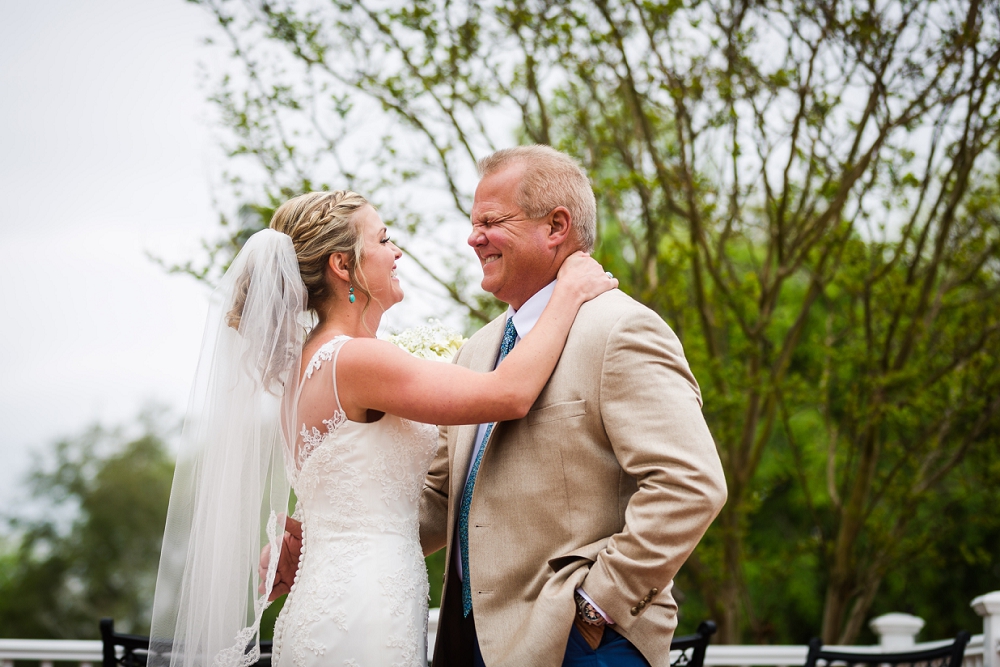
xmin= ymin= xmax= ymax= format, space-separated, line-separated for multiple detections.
xmin=272 ymin=335 xmax=439 ymax=667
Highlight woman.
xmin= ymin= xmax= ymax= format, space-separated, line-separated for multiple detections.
xmin=150 ymin=191 xmax=616 ymax=667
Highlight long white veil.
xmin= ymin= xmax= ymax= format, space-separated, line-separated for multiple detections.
xmin=150 ymin=229 xmax=307 ymax=667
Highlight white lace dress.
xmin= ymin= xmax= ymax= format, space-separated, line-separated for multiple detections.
xmin=272 ymin=336 xmax=438 ymax=667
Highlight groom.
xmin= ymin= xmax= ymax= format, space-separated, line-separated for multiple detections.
xmin=271 ymin=146 xmax=727 ymax=666
xmin=417 ymin=146 xmax=726 ymax=667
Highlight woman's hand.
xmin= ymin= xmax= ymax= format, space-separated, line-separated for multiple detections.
xmin=556 ymin=251 xmax=618 ymax=303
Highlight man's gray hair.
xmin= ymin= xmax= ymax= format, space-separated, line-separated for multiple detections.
xmin=477 ymin=145 xmax=597 ymax=251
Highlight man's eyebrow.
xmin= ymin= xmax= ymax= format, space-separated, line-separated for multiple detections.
xmin=474 ymin=211 xmax=508 ymax=222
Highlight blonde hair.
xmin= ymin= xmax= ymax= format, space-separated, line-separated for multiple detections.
xmin=477 ymin=145 xmax=597 ymax=251
xmin=226 ymin=191 xmax=371 ymax=330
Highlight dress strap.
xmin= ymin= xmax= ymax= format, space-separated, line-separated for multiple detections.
xmin=301 ymin=335 xmax=352 ymax=418
xmin=329 ymin=338 xmax=348 ymax=416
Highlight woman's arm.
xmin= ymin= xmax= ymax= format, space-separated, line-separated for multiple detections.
xmin=337 ymin=252 xmax=616 ymax=425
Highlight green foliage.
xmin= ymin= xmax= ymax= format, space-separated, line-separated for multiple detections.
xmin=425 ymin=551 xmax=447 ymax=609
xmin=865 ymin=445 xmax=1000 ymax=643
xmin=0 ymin=414 xmax=175 ymax=638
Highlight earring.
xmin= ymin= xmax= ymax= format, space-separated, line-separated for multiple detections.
xmin=348 ymin=285 xmax=356 ymax=304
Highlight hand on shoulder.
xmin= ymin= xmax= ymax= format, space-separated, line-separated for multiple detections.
xmin=555 ymin=251 xmax=618 ymax=304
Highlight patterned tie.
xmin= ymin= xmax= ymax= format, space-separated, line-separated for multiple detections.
xmin=460 ymin=317 xmax=518 ymax=617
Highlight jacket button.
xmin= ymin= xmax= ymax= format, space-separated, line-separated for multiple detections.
xmin=630 ymin=606 xmax=639 ymax=616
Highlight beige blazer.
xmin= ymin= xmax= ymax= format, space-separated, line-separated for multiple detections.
xmin=419 ymin=290 xmax=727 ymax=667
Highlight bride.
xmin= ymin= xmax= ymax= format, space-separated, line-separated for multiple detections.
xmin=150 ymin=190 xmax=616 ymax=667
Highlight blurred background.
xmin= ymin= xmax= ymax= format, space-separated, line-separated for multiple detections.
xmin=1 ymin=0 xmax=998 ymax=648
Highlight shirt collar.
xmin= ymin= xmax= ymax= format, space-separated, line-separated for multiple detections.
xmin=507 ymin=280 xmax=557 ymax=339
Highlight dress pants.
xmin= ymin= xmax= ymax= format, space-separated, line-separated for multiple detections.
xmin=458 ymin=604 xmax=650 ymax=667
xmin=562 ymin=624 xmax=651 ymax=667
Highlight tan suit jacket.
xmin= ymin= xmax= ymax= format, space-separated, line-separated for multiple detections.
xmin=419 ymin=290 xmax=727 ymax=667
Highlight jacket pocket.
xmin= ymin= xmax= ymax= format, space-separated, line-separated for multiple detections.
xmin=547 ymin=537 xmax=610 ymax=572
xmin=528 ymin=399 xmax=587 ymax=426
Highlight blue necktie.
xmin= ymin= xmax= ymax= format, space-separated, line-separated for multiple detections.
xmin=460 ymin=317 xmax=518 ymax=617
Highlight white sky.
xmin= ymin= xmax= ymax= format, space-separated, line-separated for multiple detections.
xmin=0 ymin=0 xmax=460 ymax=510
xmin=0 ymin=0 xmax=219 ymax=508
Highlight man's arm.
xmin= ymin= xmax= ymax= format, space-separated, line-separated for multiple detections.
xmin=419 ymin=424 xmax=451 ymax=557
xmin=581 ymin=307 xmax=727 ymax=629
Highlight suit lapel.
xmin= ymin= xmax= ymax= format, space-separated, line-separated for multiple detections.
xmin=450 ymin=315 xmax=507 ymax=504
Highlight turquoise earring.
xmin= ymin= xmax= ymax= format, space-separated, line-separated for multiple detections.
xmin=349 ymin=285 xmax=356 ymax=304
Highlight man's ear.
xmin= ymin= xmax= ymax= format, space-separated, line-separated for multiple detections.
xmin=546 ymin=206 xmax=574 ymax=249
xmin=326 ymin=252 xmax=352 ymax=282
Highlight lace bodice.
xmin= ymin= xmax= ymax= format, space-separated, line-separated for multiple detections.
xmin=272 ymin=336 xmax=438 ymax=667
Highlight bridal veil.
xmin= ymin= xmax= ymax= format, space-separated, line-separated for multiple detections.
xmin=150 ymin=229 xmax=307 ymax=667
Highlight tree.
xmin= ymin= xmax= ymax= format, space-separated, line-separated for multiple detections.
xmin=182 ymin=0 xmax=1000 ymax=643
xmin=0 ymin=414 xmax=175 ymax=638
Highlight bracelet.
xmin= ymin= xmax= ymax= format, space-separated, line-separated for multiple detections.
xmin=574 ymin=591 xmax=606 ymax=626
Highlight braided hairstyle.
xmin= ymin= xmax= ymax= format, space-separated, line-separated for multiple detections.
xmin=226 ymin=191 xmax=372 ymax=330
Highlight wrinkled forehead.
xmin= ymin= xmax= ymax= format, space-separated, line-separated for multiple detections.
xmin=471 ymin=165 xmax=527 ymax=221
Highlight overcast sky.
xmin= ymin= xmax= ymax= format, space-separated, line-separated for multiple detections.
xmin=0 ymin=0 xmax=459 ymax=510
xmin=0 ymin=0 xmax=219 ymax=508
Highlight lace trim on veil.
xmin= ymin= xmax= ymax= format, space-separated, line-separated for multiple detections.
xmin=212 ymin=512 xmax=280 ymax=667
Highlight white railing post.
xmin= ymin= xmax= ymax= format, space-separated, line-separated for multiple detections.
xmin=428 ymin=607 xmax=440 ymax=658
xmin=972 ymin=591 xmax=1000 ymax=667
xmin=870 ymin=613 xmax=925 ymax=649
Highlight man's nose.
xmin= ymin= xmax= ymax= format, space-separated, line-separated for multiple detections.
xmin=467 ymin=226 xmax=484 ymax=247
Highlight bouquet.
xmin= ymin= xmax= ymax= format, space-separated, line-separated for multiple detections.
xmin=387 ymin=320 xmax=467 ymax=362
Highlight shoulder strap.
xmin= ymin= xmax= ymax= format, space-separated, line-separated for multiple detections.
xmin=329 ymin=338 xmax=348 ymax=416
xmin=301 ymin=335 xmax=352 ymax=416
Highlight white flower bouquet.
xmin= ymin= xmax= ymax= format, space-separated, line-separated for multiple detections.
xmin=387 ymin=320 xmax=467 ymax=362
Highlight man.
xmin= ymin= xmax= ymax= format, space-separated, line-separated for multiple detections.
xmin=272 ymin=145 xmax=726 ymax=666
